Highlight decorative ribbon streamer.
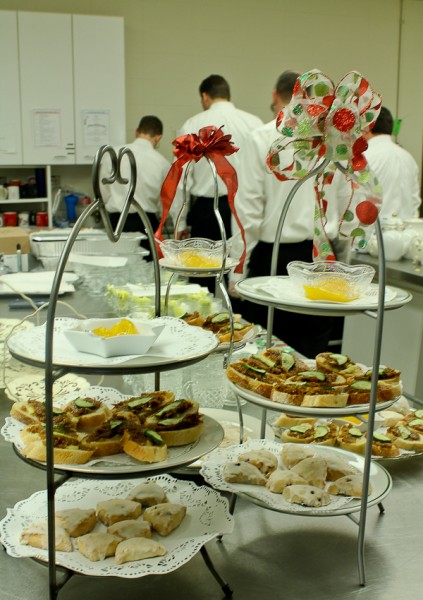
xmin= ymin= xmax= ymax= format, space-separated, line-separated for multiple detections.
xmin=155 ymin=126 xmax=246 ymax=273
xmin=267 ymin=69 xmax=383 ymax=259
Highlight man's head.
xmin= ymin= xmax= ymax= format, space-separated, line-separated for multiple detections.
xmin=272 ymin=70 xmax=300 ymax=115
xmin=135 ymin=115 xmax=163 ymax=147
xmin=199 ymin=75 xmax=230 ymax=110
xmin=370 ymin=106 xmax=394 ymax=135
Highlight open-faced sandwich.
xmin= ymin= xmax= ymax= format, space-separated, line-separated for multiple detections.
xmin=64 ymin=397 xmax=111 ymax=432
xmin=271 ymin=371 xmax=348 ymax=408
xmin=183 ymin=311 xmax=255 ymax=344
xmin=143 ymin=399 xmax=203 ymax=447
xmin=111 ymin=391 xmax=175 ymax=421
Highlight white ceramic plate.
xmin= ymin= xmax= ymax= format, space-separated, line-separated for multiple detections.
xmin=226 ymin=380 xmax=397 ymax=418
xmin=200 ymin=439 xmax=392 ymax=516
xmin=7 ymin=316 xmax=219 ymax=370
xmin=0 ymin=474 xmax=234 ymax=578
xmin=159 ymin=257 xmax=239 ymax=275
xmin=236 ymin=277 xmax=412 ymax=316
xmin=182 ymin=408 xmax=274 ymax=470
xmin=2 ymin=385 xmax=225 ymax=475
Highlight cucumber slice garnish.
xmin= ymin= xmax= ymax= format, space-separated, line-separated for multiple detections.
xmin=244 ymin=363 xmax=267 ymax=375
xmin=211 ymin=312 xmax=230 ymax=323
xmin=74 ymin=398 xmax=95 ymax=409
xmin=128 ymin=396 xmax=153 ymax=408
xmin=349 ymin=427 xmax=363 ymax=438
xmin=145 ymin=429 xmax=165 ymax=446
xmin=350 ymin=380 xmax=372 ymax=391
xmin=298 ymin=370 xmax=326 ymax=381
xmin=281 ymin=353 xmax=295 ymax=371
xmin=313 ymin=425 xmax=329 ymax=439
xmin=290 ymin=423 xmax=312 ymax=433
xmin=373 ymin=432 xmax=391 ymax=443
xmin=329 ymin=353 xmax=348 ymax=365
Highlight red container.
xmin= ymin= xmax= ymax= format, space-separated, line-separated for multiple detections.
xmin=35 ymin=212 xmax=49 ymax=227
xmin=3 ymin=211 xmax=18 ymax=226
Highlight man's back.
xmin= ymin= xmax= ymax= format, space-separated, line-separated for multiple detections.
xmin=365 ymin=134 xmax=421 ymax=220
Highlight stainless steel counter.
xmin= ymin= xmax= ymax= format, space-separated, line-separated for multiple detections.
xmin=1 ymin=282 xmax=423 ymax=599
xmin=351 ymin=251 xmax=423 ymax=294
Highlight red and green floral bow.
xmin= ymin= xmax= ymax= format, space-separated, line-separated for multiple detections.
xmin=267 ymin=69 xmax=383 ymax=259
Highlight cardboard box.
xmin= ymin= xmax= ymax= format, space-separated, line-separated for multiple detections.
xmin=0 ymin=227 xmax=31 ymax=254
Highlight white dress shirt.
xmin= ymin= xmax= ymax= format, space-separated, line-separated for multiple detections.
xmin=364 ymin=134 xmax=421 ymax=220
xmin=101 ymin=137 xmax=171 ymax=216
xmin=172 ymin=101 xmax=263 ymax=227
xmin=230 ymin=119 xmax=352 ymax=277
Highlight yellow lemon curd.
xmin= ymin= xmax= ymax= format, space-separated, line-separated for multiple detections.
xmin=178 ymin=251 xmax=221 ymax=268
xmin=92 ymin=318 xmax=138 ymax=337
xmin=303 ymin=277 xmax=359 ymax=302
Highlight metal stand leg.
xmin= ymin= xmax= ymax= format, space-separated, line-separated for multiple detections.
xmin=200 ymin=545 xmax=233 ymax=598
xmin=377 ymin=502 xmax=385 ymax=514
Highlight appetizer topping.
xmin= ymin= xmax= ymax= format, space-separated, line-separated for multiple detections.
xmin=329 ymin=353 xmax=348 ymax=366
xmin=298 ymin=371 xmax=326 ymax=382
xmin=349 ymin=427 xmax=363 ymax=438
xmin=74 ymin=398 xmax=96 ymax=409
xmin=243 ymin=364 xmax=267 ymax=376
xmin=314 ymin=425 xmax=330 ymax=439
xmin=350 ymin=381 xmax=372 ymax=391
xmin=144 ymin=429 xmax=165 ymax=446
xmin=414 ymin=410 xmax=423 ymax=419
xmin=256 ymin=353 xmax=277 ymax=368
xmin=282 ymin=353 xmax=295 ymax=371
xmin=290 ymin=423 xmax=313 ymax=434
xmin=211 ymin=312 xmax=230 ymax=324
xmin=397 ymin=425 xmax=411 ymax=440
xmin=373 ymin=432 xmax=391 ymax=443
xmin=127 ymin=396 xmax=153 ymax=409
xmin=407 ymin=418 xmax=423 ymax=428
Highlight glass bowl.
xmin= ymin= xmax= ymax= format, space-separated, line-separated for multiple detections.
xmin=158 ymin=238 xmax=230 ymax=269
xmin=287 ymin=261 xmax=375 ymax=302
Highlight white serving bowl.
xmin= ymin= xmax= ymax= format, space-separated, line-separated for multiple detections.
xmin=63 ymin=318 xmax=165 ymax=358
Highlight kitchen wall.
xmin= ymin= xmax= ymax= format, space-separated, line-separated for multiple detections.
xmin=0 ymin=0 xmax=422 ymax=197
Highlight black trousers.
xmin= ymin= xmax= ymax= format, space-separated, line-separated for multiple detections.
xmin=108 ymin=211 xmax=159 ymax=260
xmin=240 ymin=240 xmax=335 ymax=358
xmin=187 ymin=195 xmax=231 ymax=293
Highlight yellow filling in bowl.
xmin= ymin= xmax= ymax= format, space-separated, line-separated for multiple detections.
xmin=178 ymin=251 xmax=221 ymax=268
xmin=92 ymin=318 xmax=139 ymax=338
xmin=303 ymin=277 xmax=359 ymax=302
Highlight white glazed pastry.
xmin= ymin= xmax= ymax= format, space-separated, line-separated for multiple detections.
xmin=20 ymin=522 xmax=72 ymax=552
xmin=290 ymin=456 xmax=327 ymax=489
xmin=96 ymin=499 xmax=142 ymax=526
xmin=127 ymin=482 xmax=168 ymax=507
xmin=266 ymin=470 xmax=306 ymax=494
xmin=115 ymin=537 xmax=166 ymax=564
xmin=327 ymin=474 xmax=371 ymax=497
xmin=237 ymin=449 xmax=278 ymax=476
xmin=142 ymin=503 xmax=187 ymax=537
xmin=283 ymin=484 xmax=331 ymax=508
xmin=223 ymin=462 xmax=267 ymax=486
xmin=55 ymin=508 xmax=97 ymax=537
xmin=107 ymin=518 xmax=152 ymax=540
xmin=280 ymin=444 xmax=315 ymax=469
xmin=76 ymin=532 xmax=120 ymax=562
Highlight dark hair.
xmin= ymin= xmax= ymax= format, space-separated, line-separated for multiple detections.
xmin=371 ymin=106 xmax=394 ymax=135
xmin=199 ymin=75 xmax=230 ymax=100
xmin=137 ymin=115 xmax=163 ymax=136
xmin=275 ymin=70 xmax=300 ymax=103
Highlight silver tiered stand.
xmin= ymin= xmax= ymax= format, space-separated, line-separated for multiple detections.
xmin=8 ymin=146 xmax=233 ymax=599
xmin=234 ymin=158 xmax=401 ymax=586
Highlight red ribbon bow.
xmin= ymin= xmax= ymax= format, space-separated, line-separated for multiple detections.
xmin=155 ymin=126 xmax=246 ymax=274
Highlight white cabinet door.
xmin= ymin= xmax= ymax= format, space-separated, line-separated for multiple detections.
xmin=73 ymin=15 xmax=126 ymax=164
xmin=18 ymin=12 xmax=75 ymax=165
xmin=0 ymin=11 xmax=23 ymax=165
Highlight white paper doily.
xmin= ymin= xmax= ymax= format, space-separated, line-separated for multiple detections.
xmin=4 ymin=373 xmax=91 ymax=402
xmin=200 ymin=439 xmax=392 ymax=516
xmin=0 ymin=474 xmax=234 ymax=578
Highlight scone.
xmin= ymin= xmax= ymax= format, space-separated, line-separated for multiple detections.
xmin=290 ymin=456 xmax=327 ymax=489
xmin=127 ymin=482 xmax=168 ymax=507
xmin=283 ymin=484 xmax=331 ymax=508
xmin=76 ymin=532 xmax=120 ymax=561
xmin=107 ymin=518 xmax=152 ymax=540
xmin=55 ymin=508 xmax=97 ymax=537
xmin=20 ymin=522 xmax=72 ymax=552
xmin=280 ymin=444 xmax=315 ymax=469
xmin=115 ymin=537 xmax=166 ymax=564
xmin=142 ymin=503 xmax=187 ymax=536
xmin=223 ymin=461 xmax=267 ymax=486
xmin=327 ymin=474 xmax=372 ymax=498
xmin=96 ymin=499 xmax=142 ymax=526
xmin=237 ymin=449 xmax=278 ymax=476
xmin=266 ymin=470 xmax=306 ymax=494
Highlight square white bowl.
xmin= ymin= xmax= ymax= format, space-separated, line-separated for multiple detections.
xmin=63 ymin=318 xmax=165 ymax=358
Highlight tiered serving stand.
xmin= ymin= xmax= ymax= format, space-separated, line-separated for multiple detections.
xmin=231 ymin=159 xmax=412 ymax=585
xmin=5 ymin=146 xmax=234 ymax=599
